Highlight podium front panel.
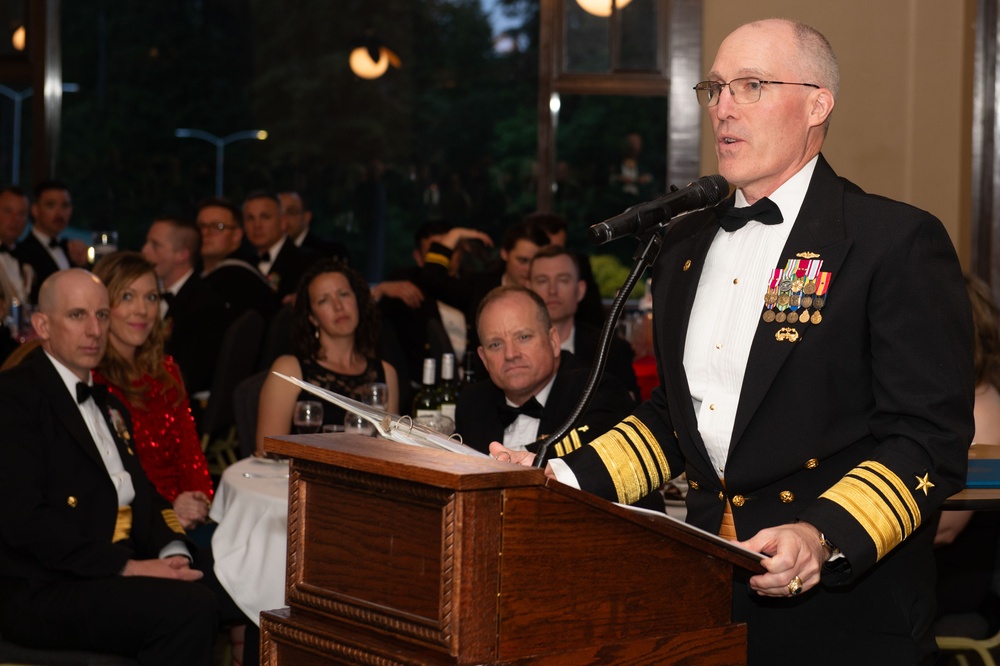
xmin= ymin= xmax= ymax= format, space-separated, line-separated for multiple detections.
xmin=284 ymin=457 xmax=504 ymax=661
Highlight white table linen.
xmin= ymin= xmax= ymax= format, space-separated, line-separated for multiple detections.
xmin=210 ymin=456 xmax=289 ymax=626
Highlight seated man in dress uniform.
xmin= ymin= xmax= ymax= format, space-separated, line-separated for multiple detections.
xmin=0 ymin=269 xmax=241 ymax=665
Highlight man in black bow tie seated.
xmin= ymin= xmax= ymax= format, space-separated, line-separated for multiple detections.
xmin=0 ymin=269 xmax=243 ymax=665
xmin=455 ymin=285 xmax=663 ymax=508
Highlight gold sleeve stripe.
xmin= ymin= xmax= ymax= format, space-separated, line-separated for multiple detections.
xmin=851 ymin=466 xmax=918 ymax=533
xmin=819 ymin=461 xmax=921 ymax=561
xmin=590 ymin=428 xmax=644 ymax=502
xmin=424 ymin=252 xmax=450 ymax=268
xmin=611 ymin=425 xmax=660 ymax=491
xmin=620 ymin=416 xmax=669 ymax=484
xmin=552 ymin=427 xmax=584 ymax=458
xmin=161 ymin=509 xmax=186 ymax=535
xmin=113 ymin=506 xmax=133 ymax=543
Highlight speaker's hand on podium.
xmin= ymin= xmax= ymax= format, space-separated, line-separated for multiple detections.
xmin=739 ymin=521 xmax=826 ymax=598
xmin=488 ymin=442 xmax=557 ymax=480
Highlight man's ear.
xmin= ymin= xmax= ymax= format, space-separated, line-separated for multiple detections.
xmin=807 ymin=88 xmax=835 ymax=129
xmin=477 ymin=345 xmax=487 ymax=367
xmin=548 ymin=326 xmax=560 ymax=356
xmin=31 ymin=312 xmax=50 ymax=341
xmin=576 ymin=279 xmax=586 ymax=304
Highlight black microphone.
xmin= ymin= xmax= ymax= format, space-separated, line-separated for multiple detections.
xmin=588 ymin=174 xmax=729 ymax=245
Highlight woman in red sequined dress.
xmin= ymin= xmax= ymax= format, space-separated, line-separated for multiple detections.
xmin=93 ymin=251 xmax=214 ymax=531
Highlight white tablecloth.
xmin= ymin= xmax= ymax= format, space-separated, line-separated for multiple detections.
xmin=210 ymin=456 xmax=289 ymax=625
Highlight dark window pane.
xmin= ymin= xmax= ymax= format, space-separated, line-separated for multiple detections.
xmin=618 ymin=0 xmax=658 ymax=71
xmin=564 ymin=1 xmax=610 ymax=73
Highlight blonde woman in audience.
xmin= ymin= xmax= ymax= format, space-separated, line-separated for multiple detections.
xmin=256 ymin=258 xmax=398 ymax=456
xmin=93 ymin=251 xmax=214 ymax=532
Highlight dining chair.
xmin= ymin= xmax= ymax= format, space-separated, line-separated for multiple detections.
xmin=199 ymin=309 xmax=264 ymax=475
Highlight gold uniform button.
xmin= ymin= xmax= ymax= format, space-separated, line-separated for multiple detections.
xmin=683 ymin=260 xmax=692 ymax=271
xmin=779 ymin=491 xmax=795 ymax=503
xmin=689 ymin=480 xmax=700 ymax=490
xmin=733 ymin=278 xmax=739 ymax=285
xmin=805 ymin=458 xmax=819 ymax=469
xmin=732 ymin=495 xmax=745 ymax=507
xmin=67 ymin=496 xmax=77 ymax=508
xmin=717 ymin=491 xmax=724 ymax=502
xmin=709 ymin=404 xmax=716 ymax=411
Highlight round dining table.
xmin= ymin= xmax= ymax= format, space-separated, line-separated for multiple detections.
xmin=210 ymin=456 xmax=290 ymax=626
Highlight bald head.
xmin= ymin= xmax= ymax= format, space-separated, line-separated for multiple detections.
xmin=33 ymin=269 xmax=110 ymax=381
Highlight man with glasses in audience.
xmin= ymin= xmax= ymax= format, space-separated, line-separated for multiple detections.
xmin=197 ymin=196 xmax=277 ymax=323
xmin=491 ymin=18 xmax=973 ymax=663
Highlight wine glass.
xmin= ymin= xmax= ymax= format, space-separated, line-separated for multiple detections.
xmin=344 ymin=411 xmax=375 ymax=436
xmin=293 ymin=401 xmax=324 ymax=434
xmin=359 ymin=382 xmax=389 ymax=410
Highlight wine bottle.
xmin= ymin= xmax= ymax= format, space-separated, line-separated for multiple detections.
xmin=461 ymin=348 xmax=478 ymax=388
xmin=438 ymin=353 xmax=458 ymax=421
xmin=412 ymin=357 xmax=441 ymax=418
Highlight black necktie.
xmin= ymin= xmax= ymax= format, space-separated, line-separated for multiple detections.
xmin=498 ymin=397 xmax=543 ymax=428
xmin=76 ymin=382 xmax=108 ymax=406
xmin=161 ymin=292 xmax=175 ymax=307
xmin=719 ymin=197 xmax=784 ymax=232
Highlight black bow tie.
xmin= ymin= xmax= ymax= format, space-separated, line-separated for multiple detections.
xmin=719 ymin=197 xmax=784 ymax=232
xmin=48 ymin=236 xmax=63 ymax=249
xmin=161 ymin=292 xmax=175 ymax=306
xmin=498 ymin=397 xmax=543 ymax=428
xmin=76 ymin=382 xmax=108 ymax=406
xmin=257 ymin=252 xmax=271 ymax=264
xmin=0 ymin=244 xmax=11 ymax=254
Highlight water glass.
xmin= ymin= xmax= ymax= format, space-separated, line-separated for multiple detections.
xmin=293 ymin=400 xmax=324 ymax=434
xmin=359 ymin=382 xmax=389 ymax=410
xmin=344 ymin=411 xmax=375 ymax=436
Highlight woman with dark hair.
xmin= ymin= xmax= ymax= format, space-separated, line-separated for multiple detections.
xmin=255 ymin=258 xmax=399 ymax=455
xmin=92 ymin=251 xmax=214 ymax=531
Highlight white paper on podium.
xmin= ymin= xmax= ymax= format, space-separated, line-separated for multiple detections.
xmin=616 ymin=502 xmax=766 ymax=562
xmin=272 ymin=372 xmax=491 ymax=458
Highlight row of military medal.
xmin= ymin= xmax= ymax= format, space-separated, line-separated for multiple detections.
xmin=761 ymin=263 xmax=831 ymax=326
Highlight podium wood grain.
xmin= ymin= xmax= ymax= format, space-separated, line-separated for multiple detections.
xmin=260 ymin=434 xmax=759 ymax=665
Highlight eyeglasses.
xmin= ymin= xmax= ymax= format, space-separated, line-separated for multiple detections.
xmin=693 ymin=77 xmax=820 ymax=107
xmin=197 ymin=222 xmax=238 ymax=233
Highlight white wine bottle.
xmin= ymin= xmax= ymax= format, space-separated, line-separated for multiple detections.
xmin=412 ymin=357 xmax=441 ymax=418
xmin=438 ymin=353 xmax=458 ymax=421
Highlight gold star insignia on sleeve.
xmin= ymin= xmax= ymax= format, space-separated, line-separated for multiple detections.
xmin=914 ymin=473 xmax=935 ymax=496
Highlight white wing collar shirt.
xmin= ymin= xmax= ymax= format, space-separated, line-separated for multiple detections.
xmin=684 ymin=156 xmax=818 ymax=478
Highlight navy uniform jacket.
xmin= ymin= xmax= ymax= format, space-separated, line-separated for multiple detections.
xmin=0 ymin=348 xmax=189 ymax=584
xmin=560 ymin=155 xmax=975 ymax=662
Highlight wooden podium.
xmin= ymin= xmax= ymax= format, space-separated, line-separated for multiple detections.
xmin=259 ymin=434 xmax=764 ymax=665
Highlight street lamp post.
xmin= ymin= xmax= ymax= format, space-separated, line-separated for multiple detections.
xmin=173 ymin=128 xmax=268 ymax=196
xmin=0 ymin=83 xmax=80 ymax=185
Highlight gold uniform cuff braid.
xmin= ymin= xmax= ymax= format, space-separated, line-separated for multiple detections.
xmin=819 ymin=460 xmax=920 ymax=560
xmin=588 ymin=418 xmax=668 ymax=503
